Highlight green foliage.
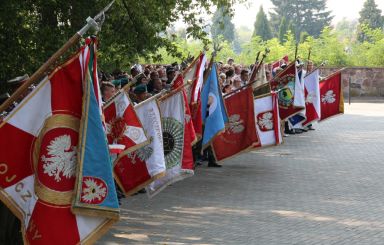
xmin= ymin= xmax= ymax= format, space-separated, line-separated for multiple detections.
xmin=278 ymin=17 xmax=288 ymax=43
xmin=358 ymin=0 xmax=383 ymax=42
xmin=359 ymin=0 xmax=383 ymax=30
xmin=270 ymin=0 xmax=332 ymax=40
xmin=0 ymin=0 xmax=246 ymax=84
xmin=252 ymin=6 xmax=272 ymax=41
xmin=211 ymin=6 xmax=236 ymax=43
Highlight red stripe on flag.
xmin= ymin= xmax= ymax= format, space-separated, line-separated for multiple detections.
xmin=0 ymin=123 xmax=35 ymax=188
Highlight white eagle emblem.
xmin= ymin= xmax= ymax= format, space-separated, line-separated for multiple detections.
xmin=81 ymin=177 xmax=107 ymax=204
xmin=41 ymin=135 xmax=77 ymax=182
xmin=321 ymin=90 xmax=336 ymax=104
xmin=227 ymin=114 xmax=244 ymax=134
xmin=306 ymin=91 xmax=316 ymax=104
xmin=258 ymin=112 xmax=274 ymax=130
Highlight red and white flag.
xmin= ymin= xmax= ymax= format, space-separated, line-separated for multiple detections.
xmin=181 ymin=90 xmax=196 ymax=170
xmin=253 ymin=92 xmax=283 ymax=147
xmin=0 ymin=46 xmax=115 ymax=244
xmin=103 ymin=91 xmax=149 ymax=156
xmin=212 ymin=87 xmax=259 ymax=161
xmin=303 ymin=69 xmax=321 ymax=126
xmin=113 ymin=95 xmax=166 ymax=196
xmin=319 ymin=71 xmax=344 ymax=121
xmin=187 ymin=53 xmax=207 ymax=139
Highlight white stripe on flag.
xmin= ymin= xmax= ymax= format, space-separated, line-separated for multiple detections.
xmin=7 ymin=78 xmax=52 ymax=137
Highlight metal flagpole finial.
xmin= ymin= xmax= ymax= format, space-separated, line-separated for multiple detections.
xmin=212 ymin=42 xmax=222 ymax=58
xmin=78 ymin=0 xmax=116 ymax=36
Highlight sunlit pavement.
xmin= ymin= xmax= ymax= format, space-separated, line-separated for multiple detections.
xmin=99 ymin=102 xmax=384 ymax=245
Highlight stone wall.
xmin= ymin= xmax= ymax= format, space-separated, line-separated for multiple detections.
xmin=319 ymin=67 xmax=384 ymax=97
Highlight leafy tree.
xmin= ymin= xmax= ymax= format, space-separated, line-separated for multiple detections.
xmin=269 ymin=0 xmax=332 ymax=40
xmin=278 ymin=17 xmax=288 ymax=43
xmin=358 ymin=0 xmax=383 ymax=42
xmin=252 ymin=6 xmax=272 ymax=41
xmin=211 ymin=6 xmax=236 ymax=43
xmin=0 ymin=0 xmax=244 ymax=87
xmin=359 ymin=0 xmax=383 ymax=30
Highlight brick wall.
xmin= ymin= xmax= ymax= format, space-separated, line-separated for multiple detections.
xmin=319 ymin=67 xmax=384 ymax=97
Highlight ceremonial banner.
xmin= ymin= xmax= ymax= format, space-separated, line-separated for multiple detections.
xmin=182 ymin=90 xmax=196 ymax=170
xmin=201 ymin=64 xmax=228 ymax=149
xmin=319 ymin=71 xmax=344 ymax=121
xmin=270 ymin=62 xmax=305 ymax=120
xmin=147 ymin=91 xmax=193 ymax=198
xmin=114 ymin=95 xmax=166 ymax=196
xmin=254 ymin=92 xmax=283 ymax=147
xmin=0 ymin=44 xmax=115 ymax=244
xmin=103 ymin=91 xmax=149 ymax=156
xmin=72 ymin=42 xmax=120 ymax=219
xmin=212 ymin=87 xmax=259 ymax=162
xmin=189 ymin=53 xmax=207 ymax=139
xmin=288 ymin=65 xmax=307 ymax=126
xmin=303 ymin=69 xmax=321 ymax=126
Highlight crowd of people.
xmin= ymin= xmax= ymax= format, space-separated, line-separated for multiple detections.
xmin=97 ymin=55 xmax=317 ymax=171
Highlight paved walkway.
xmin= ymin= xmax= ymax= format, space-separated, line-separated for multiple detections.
xmin=99 ymin=102 xmax=384 ymax=245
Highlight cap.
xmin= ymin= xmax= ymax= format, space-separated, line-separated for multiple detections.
xmin=133 ymin=84 xmax=147 ymax=94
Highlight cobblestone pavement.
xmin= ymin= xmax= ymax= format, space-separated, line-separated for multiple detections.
xmin=99 ymin=102 xmax=384 ymax=245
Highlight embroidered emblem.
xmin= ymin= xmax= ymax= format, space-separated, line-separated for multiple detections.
xmin=257 ymin=111 xmax=274 ymax=131
xmin=226 ymin=114 xmax=244 ymax=134
xmin=41 ymin=135 xmax=77 ymax=182
xmin=127 ymin=137 xmax=154 ymax=164
xmin=321 ymin=90 xmax=336 ymax=104
xmin=162 ymin=117 xmax=183 ymax=169
xmin=306 ymin=91 xmax=316 ymax=104
xmin=81 ymin=177 xmax=108 ymax=204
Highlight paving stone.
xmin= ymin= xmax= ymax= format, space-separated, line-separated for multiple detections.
xmin=98 ymin=103 xmax=384 ymax=245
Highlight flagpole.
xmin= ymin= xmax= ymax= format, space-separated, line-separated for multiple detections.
xmin=0 ymin=0 xmax=115 ymax=113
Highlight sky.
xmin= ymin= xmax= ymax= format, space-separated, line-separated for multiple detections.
xmin=232 ymin=0 xmax=384 ymax=29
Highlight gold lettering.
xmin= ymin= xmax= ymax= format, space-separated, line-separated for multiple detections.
xmin=6 ymin=175 xmax=16 ymax=183
xmin=32 ymin=230 xmax=42 ymax=240
xmin=0 ymin=163 xmax=7 ymax=174
xmin=15 ymin=182 xmax=24 ymax=192
xmin=28 ymin=220 xmax=36 ymax=233
xmin=21 ymin=190 xmax=32 ymax=203
xmin=28 ymin=220 xmax=42 ymax=240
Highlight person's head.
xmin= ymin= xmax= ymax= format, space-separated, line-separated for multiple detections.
xmin=225 ymin=68 xmax=235 ymax=79
xmin=153 ymin=78 xmax=163 ymax=91
xmin=135 ymin=73 xmax=148 ymax=85
xmin=267 ymin=63 xmax=273 ymax=72
xmin=266 ymin=70 xmax=272 ymax=81
xmin=157 ymin=68 xmax=165 ymax=78
xmin=166 ymin=67 xmax=176 ymax=82
xmin=222 ymin=84 xmax=231 ymax=94
xmin=234 ymin=65 xmax=241 ymax=75
xmin=131 ymin=67 xmax=139 ymax=78
xmin=307 ymin=60 xmax=314 ymax=72
xmin=150 ymin=71 xmax=159 ymax=81
xmin=227 ymin=57 xmax=234 ymax=66
xmin=219 ymin=73 xmax=226 ymax=83
xmin=101 ymin=82 xmax=116 ymax=101
xmin=134 ymin=84 xmax=150 ymax=102
xmin=240 ymin=69 xmax=249 ymax=82
xmin=232 ymin=76 xmax=242 ymax=89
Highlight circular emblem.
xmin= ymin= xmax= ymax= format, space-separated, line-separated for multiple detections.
xmin=33 ymin=114 xmax=80 ymax=205
xmin=278 ymin=79 xmax=295 ymax=108
xmin=80 ymin=176 xmax=108 ymax=204
xmin=161 ymin=117 xmax=184 ymax=169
